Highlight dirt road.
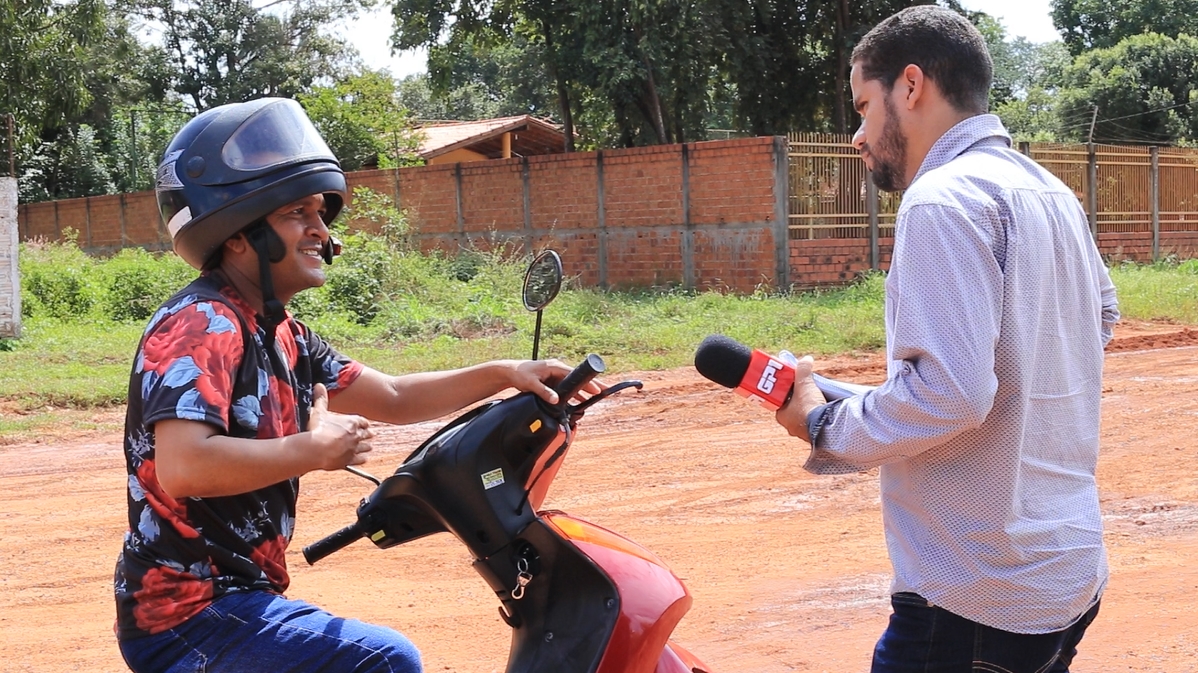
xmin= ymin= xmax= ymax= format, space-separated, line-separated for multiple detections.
xmin=2 ymin=322 xmax=1196 ymax=672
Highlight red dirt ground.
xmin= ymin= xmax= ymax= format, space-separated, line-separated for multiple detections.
xmin=2 ymin=320 xmax=1197 ymax=672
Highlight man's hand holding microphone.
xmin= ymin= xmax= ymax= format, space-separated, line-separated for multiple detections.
xmin=693 ymin=335 xmax=876 ymax=444
xmin=772 ymin=352 xmax=827 ymax=442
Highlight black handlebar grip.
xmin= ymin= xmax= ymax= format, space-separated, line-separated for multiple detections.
xmin=303 ymin=523 xmax=365 ymax=565
xmin=553 ymin=353 xmax=606 ymax=403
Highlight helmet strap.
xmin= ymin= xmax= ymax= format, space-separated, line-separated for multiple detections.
xmin=244 ymin=221 xmax=287 ymax=348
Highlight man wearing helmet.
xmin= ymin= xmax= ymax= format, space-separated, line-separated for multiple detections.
xmin=113 ymin=98 xmax=592 ymax=673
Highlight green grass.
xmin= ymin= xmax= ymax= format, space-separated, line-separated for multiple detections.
xmin=3 ymin=250 xmax=1196 ymax=444
xmin=1108 ymin=258 xmax=1198 ymax=324
xmin=0 ymin=319 xmax=140 ymax=411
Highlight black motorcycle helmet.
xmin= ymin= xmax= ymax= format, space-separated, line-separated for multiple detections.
xmin=155 ymin=97 xmax=348 ymax=270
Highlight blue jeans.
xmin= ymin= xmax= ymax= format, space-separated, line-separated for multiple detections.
xmin=871 ymin=592 xmax=1100 ymax=673
xmin=119 ymin=591 xmax=422 ymax=673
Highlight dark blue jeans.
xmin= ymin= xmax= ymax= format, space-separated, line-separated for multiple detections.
xmin=871 ymin=592 xmax=1100 ymax=673
xmin=119 ymin=591 xmax=422 ymax=673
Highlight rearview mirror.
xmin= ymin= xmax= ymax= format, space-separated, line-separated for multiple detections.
xmin=522 ymin=250 xmax=563 ymax=360
xmin=522 ymin=250 xmax=563 ymax=312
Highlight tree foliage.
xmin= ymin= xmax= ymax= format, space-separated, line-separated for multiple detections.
xmin=131 ymin=0 xmax=370 ymax=110
xmin=299 ymin=70 xmax=422 ymax=170
xmin=415 ymin=31 xmax=558 ymax=121
xmin=5 ymin=6 xmax=185 ymax=201
xmin=1056 ymin=32 xmax=1198 ymax=144
xmin=0 ymin=0 xmax=103 ymax=141
xmin=389 ymin=0 xmax=929 ymax=147
xmin=1051 ymin=0 xmax=1198 ymax=56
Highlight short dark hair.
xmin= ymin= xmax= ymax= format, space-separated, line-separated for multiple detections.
xmin=851 ymin=5 xmax=993 ymax=114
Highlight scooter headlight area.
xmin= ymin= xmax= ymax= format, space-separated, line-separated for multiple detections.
xmin=302 ymin=252 xmax=716 ymax=673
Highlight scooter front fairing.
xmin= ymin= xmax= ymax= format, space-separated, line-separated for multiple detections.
xmin=304 ymin=359 xmax=716 ymax=672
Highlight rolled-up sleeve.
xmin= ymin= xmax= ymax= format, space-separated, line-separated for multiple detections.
xmin=1098 ymin=265 xmax=1119 ymax=348
xmin=805 ymin=202 xmax=1003 ymax=474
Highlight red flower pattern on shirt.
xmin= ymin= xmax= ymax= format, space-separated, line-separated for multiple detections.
xmin=258 ymin=374 xmax=298 ymax=439
xmin=250 ymin=534 xmax=290 ymax=589
xmin=135 ymin=459 xmax=200 ymax=539
xmin=132 ymin=566 xmax=214 ymax=635
xmin=141 ymin=304 xmax=244 ymax=412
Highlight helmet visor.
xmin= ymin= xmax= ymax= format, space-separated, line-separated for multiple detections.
xmin=222 ymin=99 xmax=335 ymax=171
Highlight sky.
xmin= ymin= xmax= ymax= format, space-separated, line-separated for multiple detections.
xmin=958 ymin=0 xmax=1061 ymax=43
xmin=344 ymin=0 xmax=1062 ymax=79
xmin=339 ymin=11 xmax=426 ymax=79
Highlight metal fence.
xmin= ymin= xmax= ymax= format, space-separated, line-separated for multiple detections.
xmin=788 ymin=132 xmax=1198 ymax=263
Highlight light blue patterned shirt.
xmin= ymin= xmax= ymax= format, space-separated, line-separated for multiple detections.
xmin=806 ymin=114 xmax=1118 ymax=634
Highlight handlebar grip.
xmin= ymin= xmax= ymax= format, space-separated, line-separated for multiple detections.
xmin=554 ymin=354 xmax=606 ymax=403
xmin=303 ymin=523 xmax=365 ymax=565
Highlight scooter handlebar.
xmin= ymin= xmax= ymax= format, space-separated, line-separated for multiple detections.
xmin=554 ymin=354 xmax=606 ymax=403
xmin=303 ymin=522 xmax=365 ymax=565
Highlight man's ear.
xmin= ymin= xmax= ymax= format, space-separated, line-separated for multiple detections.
xmin=901 ymin=64 xmax=926 ymax=111
xmin=222 ymin=232 xmax=250 ymax=258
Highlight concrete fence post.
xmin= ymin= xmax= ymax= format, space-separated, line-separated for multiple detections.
xmin=453 ymin=163 xmax=465 ymax=240
xmin=0 ymin=177 xmax=20 ymax=338
xmin=596 ymin=151 xmax=608 ymax=288
xmin=520 ymin=157 xmax=533 ymax=257
xmin=772 ymin=136 xmax=790 ymax=289
xmin=680 ymin=144 xmax=694 ymax=290
xmin=1151 ymin=146 xmax=1160 ymax=262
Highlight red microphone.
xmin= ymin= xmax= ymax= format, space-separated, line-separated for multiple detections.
xmin=695 ymin=335 xmax=877 ymax=411
xmin=693 ymin=335 xmax=796 ymax=411
xmin=734 ymin=349 xmax=796 ymax=411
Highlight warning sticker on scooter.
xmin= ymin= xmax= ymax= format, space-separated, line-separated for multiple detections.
xmin=481 ymin=468 xmax=505 ymax=490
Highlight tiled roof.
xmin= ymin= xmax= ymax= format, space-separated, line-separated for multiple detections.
xmin=416 ymin=115 xmax=567 ymax=159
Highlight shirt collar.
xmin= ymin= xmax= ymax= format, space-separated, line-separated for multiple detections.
xmin=910 ymin=113 xmax=1011 ymax=186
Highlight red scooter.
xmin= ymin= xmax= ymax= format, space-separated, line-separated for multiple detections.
xmin=304 ymin=251 xmax=715 ymax=673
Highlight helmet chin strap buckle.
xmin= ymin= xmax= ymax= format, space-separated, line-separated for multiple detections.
xmin=320 ymin=236 xmax=342 ymax=265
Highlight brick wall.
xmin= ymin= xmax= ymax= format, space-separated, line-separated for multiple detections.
xmin=789 ymin=237 xmax=894 ymax=287
xmin=347 ymin=137 xmax=790 ymax=290
xmin=1099 ymin=231 xmax=1198 ymax=260
xmin=15 ymin=137 xmax=788 ymax=291
xmin=16 ymin=135 xmax=1198 ymax=293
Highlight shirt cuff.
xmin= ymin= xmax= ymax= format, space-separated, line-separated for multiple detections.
xmin=806 ymin=400 xmax=841 ymax=447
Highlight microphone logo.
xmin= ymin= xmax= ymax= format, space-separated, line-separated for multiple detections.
xmin=757 ymin=360 xmax=783 ymax=394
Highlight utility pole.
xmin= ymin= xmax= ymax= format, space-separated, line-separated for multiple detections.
xmin=1086 ymin=105 xmax=1099 ymax=240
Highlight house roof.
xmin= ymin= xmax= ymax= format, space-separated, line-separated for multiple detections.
xmin=416 ymin=115 xmax=568 ymax=160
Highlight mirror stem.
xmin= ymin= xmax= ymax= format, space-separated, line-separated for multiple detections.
xmin=532 ymin=309 xmax=543 ymax=360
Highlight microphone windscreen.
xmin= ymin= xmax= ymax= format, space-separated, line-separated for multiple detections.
xmin=693 ymin=335 xmax=753 ymax=388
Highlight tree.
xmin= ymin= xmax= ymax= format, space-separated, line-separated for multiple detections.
xmin=1051 ymin=0 xmax=1198 ymax=56
xmin=970 ymin=14 xmax=1073 ymax=141
xmin=1055 ymin=32 xmax=1198 ymax=144
xmin=417 ymin=31 xmax=558 ymax=122
xmin=132 ymin=0 xmax=371 ymax=111
xmin=299 ymin=70 xmax=422 ymax=170
xmin=388 ymin=0 xmax=932 ymax=145
xmin=1 ymin=3 xmax=189 ymax=201
xmin=0 ymin=0 xmax=104 ymax=193
xmin=706 ymin=0 xmax=821 ymax=136
xmin=994 ymin=40 xmax=1072 ymax=143
xmin=398 ymin=75 xmax=504 ymax=122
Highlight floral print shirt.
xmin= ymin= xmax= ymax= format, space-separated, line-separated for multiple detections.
xmin=113 ymin=274 xmax=363 ymax=639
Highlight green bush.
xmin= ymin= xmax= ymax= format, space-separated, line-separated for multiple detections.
xmin=323 ymin=232 xmax=392 ymax=324
xmin=19 ymin=234 xmax=98 ymax=319
xmin=98 ymin=248 xmax=196 ymax=321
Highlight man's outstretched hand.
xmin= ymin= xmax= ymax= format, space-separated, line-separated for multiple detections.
xmin=308 ymin=383 xmax=375 ymax=469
